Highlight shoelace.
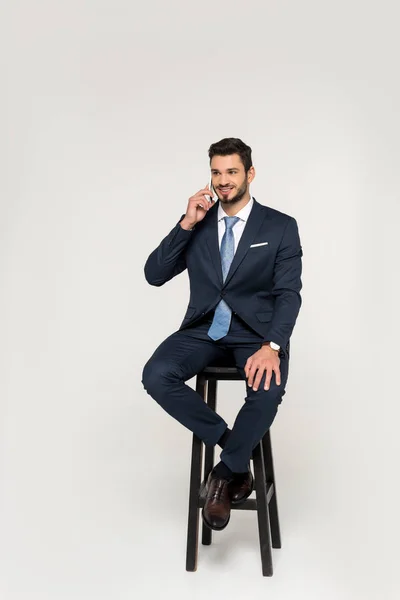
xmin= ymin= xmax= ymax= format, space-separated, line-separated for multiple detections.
xmin=209 ymin=479 xmax=230 ymax=501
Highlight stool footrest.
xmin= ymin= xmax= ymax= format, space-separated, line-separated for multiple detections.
xmin=198 ymin=482 xmax=275 ymax=510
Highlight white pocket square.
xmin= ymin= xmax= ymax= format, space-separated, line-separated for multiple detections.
xmin=250 ymin=241 xmax=269 ymax=248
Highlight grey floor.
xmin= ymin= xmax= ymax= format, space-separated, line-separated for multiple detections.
xmin=1 ymin=375 xmax=397 ymax=600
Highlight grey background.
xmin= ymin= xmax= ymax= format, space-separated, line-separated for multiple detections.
xmin=1 ymin=1 xmax=399 ymax=598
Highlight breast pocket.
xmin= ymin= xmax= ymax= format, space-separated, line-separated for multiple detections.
xmin=249 ymin=242 xmax=269 ymax=249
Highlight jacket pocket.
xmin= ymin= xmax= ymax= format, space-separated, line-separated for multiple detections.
xmin=255 ymin=311 xmax=273 ymax=322
xmin=249 ymin=242 xmax=269 ymax=248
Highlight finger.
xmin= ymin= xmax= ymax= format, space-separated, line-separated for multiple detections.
xmin=247 ymin=364 xmax=258 ymax=388
xmin=198 ymin=187 xmax=213 ymax=198
xmin=191 ymin=197 xmax=209 ymax=211
xmin=201 ymin=186 xmax=214 ymax=198
xmin=246 ymin=362 xmax=256 ymax=384
xmin=193 ymin=193 xmax=211 ymax=210
xmin=252 ymin=367 xmax=265 ymax=392
xmin=264 ymin=367 xmax=273 ymax=391
xmin=275 ymin=366 xmax=281 ymax=386
xmin=244 ymin=359 xmax=252 ymax=378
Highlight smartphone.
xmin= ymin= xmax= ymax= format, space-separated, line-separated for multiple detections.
xmin=206 ymin=174 xmax=215 ymax=202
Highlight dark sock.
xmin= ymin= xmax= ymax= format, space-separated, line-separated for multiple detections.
xmin=231 ymin=462 xmax=251 ymax=482
xmin=232 ymin=470 xmax=250 ymax=482
xmin=212 ymin=461 xmax=233 ymax=480
xmin=217 ymin=427 xmax=232 ymax=449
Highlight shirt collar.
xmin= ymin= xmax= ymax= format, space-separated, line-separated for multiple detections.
xmin=217 ymin=195 xmax=254 ymax=222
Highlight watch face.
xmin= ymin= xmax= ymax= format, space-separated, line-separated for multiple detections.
xmin=270 ymin=342 xmax=280 ymax=350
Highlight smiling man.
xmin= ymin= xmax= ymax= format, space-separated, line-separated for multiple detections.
xmin=142 ymin=137 xmax=303 ymax=531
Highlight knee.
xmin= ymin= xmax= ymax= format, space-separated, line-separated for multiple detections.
xmin=141 ymin=359 xmax=160 ymax=395
xmin=248 ymin=369 xmax=287 ymax=397
xmin=246 ymin=378 xmax=285 ymax=407
xmin=141 ymin=358 xmax=177 ymax=396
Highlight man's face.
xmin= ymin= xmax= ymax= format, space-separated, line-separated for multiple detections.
xmin=210 ymin=154 xmax=254 ymax=206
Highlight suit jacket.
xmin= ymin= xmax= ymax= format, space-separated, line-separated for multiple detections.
xmin=144 ymin=198 xmax=303 ymax=358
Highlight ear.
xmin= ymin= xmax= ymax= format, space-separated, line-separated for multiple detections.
xmin=247 ymin=166 xmax=256 ymax=184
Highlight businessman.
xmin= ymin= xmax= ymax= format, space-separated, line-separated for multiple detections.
xmin=142 ymin=138 xmax=303 ymax=531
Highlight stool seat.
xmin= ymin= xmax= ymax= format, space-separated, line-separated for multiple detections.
xmin=203 ymin=354 xmax=236 ymax=368
xmin=186 ymin=361 xmax=282 ymax=576
xmin=201 ymin=355 xmax=242 ymax=379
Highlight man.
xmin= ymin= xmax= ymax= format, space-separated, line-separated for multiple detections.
xmin=142 ymin=137 xmax=302 ymax=531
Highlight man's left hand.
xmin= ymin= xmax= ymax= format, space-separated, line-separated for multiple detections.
xmin=244 ymin=345 xmax=281 ymax=391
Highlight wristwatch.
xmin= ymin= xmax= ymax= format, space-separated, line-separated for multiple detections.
xmin=263 ymin=341 xmax=280 ymax=351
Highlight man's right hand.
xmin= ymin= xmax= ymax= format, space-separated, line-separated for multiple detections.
xmin=180 ymin=184 xmax=216 ymax=230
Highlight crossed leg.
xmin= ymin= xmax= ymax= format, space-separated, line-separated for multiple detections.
xmin=142 ymin=331 xmax=230 ymax=446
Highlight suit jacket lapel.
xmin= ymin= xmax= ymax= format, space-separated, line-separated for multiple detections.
xmin=204 ymin=202 xmax=223 ymax=285
xmin=204 ymin=198 xmax=267 ymax=288
xmin=224 ymin=199 xmax=267 ymax=286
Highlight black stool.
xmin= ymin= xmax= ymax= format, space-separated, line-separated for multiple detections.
xmin=185 ymin=356 xmax=282 ymax=577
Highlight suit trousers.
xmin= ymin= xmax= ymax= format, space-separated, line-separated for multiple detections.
xmin=141 ymin=311 xmax=289 ymax=473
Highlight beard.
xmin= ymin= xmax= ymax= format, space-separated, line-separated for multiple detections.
xmin=217 ymin=180 xmax=248 ymax=206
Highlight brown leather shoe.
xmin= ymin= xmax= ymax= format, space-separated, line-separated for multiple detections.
xmin=229 ymin=470 xmax=254 ymax=505
xmin=202 ymin=472 xmax=232 ymax=531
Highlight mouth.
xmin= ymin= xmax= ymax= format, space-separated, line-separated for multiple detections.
xmin=219 ymin=187 xmax=233 ymax=195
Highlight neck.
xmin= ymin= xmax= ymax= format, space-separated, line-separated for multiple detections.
xmin=221 ymin=193 xmax=251 ymax=216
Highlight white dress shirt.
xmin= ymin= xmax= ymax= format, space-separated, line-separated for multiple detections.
xmin=217 ymin=196 xmax=254 ymax=251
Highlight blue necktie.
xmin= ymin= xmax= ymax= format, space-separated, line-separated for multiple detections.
xmin=207 ymin=216 xmax=240 ymax=341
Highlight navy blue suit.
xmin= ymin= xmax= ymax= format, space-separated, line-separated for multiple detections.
xmin=142 ymin=198 xmax=303 ymax=472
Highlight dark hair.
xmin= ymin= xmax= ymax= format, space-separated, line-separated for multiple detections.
xmin=208 ymin=137 xmax=253 ymax=173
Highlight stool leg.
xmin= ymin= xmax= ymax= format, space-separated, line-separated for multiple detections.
xmin=202 ymin=378 xmax=217 ymax=546
xmin=262 ymin=430 xmax=281 ymax=549
xmin=186 ymin=376 xmax=205 ymax=571
xmin=253 ymin=441 xmax=273 ymax=576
